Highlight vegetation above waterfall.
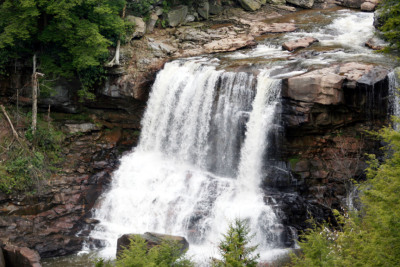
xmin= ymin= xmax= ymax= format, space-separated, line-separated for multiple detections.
xmin=0 ymin=0 xmax=128 ymax=99
xmin=291 ymin=124 xmax=400 ymax=266
xmin=379 ymin=0 xmax=400 ymax=53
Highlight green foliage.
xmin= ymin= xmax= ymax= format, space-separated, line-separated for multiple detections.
xmin=0 ymin=0 xmax=127 ymax=99
xmin=290 ymin=125 xmax=400 ymax=267
xmin=127 ymin=0 xmax=171 ymax=18
xmin=213 ymin=218 xmax=259 ymax=267
xmin=116 ymin=235 xmax=194 ymax=267
xmin=0 ymin=110 xmax=65 ymax=194
xmin=378 ymin=0 xmax=400 ymax=53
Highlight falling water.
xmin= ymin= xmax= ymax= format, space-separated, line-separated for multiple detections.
xmin=389 ymin=71 xmax=400 ymax=117
xmin=90 ymin=59 xmax=284 ymax=262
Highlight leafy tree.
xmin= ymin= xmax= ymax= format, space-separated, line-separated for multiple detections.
xmin=378 ymin=0 xmax=400 ymax=53
xmin=0 ymin=0 xmax=127 ymax=98
xmin=290 ymin=123 xmax=400 ymax=267
xmin=213 ymin=218 xmax=259 ymax=267
xmin=116 ymin=235 xmax=194 ymax=267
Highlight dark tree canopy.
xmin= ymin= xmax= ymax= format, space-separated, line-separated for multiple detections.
xmin=0 ymin=0 xmax=127 ymax=96
xmin=379 ymin=0 xmax=400 ymax=54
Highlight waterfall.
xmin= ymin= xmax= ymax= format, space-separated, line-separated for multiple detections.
xmin=389 ymin=71 xmax=400 ymax=118
xmin=90 ymin=59 xmax=285 ymax=261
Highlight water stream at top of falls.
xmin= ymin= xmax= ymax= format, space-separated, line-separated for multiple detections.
xmin=85 ymin=8 xmax=398 ymax=265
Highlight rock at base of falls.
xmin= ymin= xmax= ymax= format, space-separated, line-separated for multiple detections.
xmin=282 ymin=37 xmax=319 ymax=52
xmin=116 ymin=232 xmax=189 ymax=257
xmin=2 ymin=244 xmax=42 ymax=267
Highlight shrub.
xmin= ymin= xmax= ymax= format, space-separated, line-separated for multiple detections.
xmin=116 ymin=235 xmax=194 ymax=267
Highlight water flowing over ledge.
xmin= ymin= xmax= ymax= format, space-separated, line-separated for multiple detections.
xmin=90 ymin=59 xmax=286 ymax=262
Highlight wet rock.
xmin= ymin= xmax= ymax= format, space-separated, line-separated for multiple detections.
xmin=282 ymin=37 xmax=319 ymax=52
xmin=126 ymin=16 xmax=146 ymax=39
xmin=117 ymin=232 xmax=189 ymax=257
xmin=373 ymin=9 xmax=385 ymax=28
xmin=365 ymin=36 xmax=386 ymax=50
xmin=286 ymin=0 xmax=314 ymax=8
xmin=3 ymin=245 xmax=41 ymax=267
xmin=168 ymin=5 xmax=188 ymax=27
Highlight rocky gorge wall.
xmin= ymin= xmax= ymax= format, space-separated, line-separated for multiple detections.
xmin=0 ymin=0 xmax=395 ymax=264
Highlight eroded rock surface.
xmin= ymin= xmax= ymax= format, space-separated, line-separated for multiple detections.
xmin=282 ymin=37 xmax=319 ymax=51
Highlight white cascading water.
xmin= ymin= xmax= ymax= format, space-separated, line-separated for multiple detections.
xmin=90 ymin=59 xmax=285 ymax=262
xmin=389 ymin=71 xmax=400 ymax=117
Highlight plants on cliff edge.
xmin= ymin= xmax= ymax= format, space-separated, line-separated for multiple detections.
xmin=378 ymin=0 xmax=400 ymax=55
xmin=213 ymin=218 xmax=259 ymax=267
xmin=0 ymin=108 xmax=65 ymax=194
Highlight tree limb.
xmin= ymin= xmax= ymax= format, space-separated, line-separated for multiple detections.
xmin=0 ymin=105 xmax=19 ymax=140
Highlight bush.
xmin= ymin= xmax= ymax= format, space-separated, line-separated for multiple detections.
xmin=116 ymin=235 xmax=194 ymax=267
xmin=213 ymin=218 xmax=259 ymax=267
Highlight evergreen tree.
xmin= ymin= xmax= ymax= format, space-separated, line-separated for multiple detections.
xmin=214 ymin=219 xmax=259 ymax=267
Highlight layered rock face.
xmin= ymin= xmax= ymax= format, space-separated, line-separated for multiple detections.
xmin=265 ymin=62 xmax=390 ymax=232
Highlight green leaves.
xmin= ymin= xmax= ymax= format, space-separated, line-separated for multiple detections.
xmin=0 ymin=0 xmax=127 ymax=98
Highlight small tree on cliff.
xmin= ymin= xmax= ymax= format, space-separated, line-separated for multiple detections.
xmin=213 ymin=218 xmax=259 ymax=267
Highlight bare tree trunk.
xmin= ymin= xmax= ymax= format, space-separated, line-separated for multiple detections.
xmin=106 ymin=5 xmax=126 ymax=67
xmin=32 ymin=53 xmax=37 ymax=134
xmin=1 ymin=105 xmax=19 ymax=140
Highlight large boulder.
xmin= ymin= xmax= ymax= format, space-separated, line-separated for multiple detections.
xmin=337 ymin=0 xmax=363 ymax=8
xmin=361 ymin=0 xmax=379 ymax=11
xmin=197 ymin=1 xmax=210 ymax=19
xmin=117 ymin=232 xmax=189 ymax=257
xmin=282 ymin=37 xmax=319 ymax=51
xmin=167 ymin=5 xmax=188 ymax=27
xmin=282 ymin=62 xmax=390 ymax=105
xmin=3 ymin=245 xmax=41 ymax=267
xmin=237 ymin=0 xmax=263 ymax=11
xmin=283 ymin=69 xmax=344 ymax=105
xmin=286 ymin=0 xmax=314 ymax=8
xmin=126 ymin=16 xmax=146 ymax=39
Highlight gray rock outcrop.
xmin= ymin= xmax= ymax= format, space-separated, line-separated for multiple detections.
xmin=168 ymin=5 xmax=188 ymax=27
xmin=237 ymin=0 xmax=264 ymax=11
xmin=286 ymin=0 xmax=314 ymax=8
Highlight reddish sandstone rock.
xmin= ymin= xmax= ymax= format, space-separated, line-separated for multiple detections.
xmin=3 ymin=245 xmax=41 ymax=267
xmin=282 ymin=37 xmax=319 ymax=52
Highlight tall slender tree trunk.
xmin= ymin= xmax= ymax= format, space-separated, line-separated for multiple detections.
xmin=32 ymin=53 xmax=37 ymax=134
xmin=106 ymin=4 xmax=126 ymax=67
